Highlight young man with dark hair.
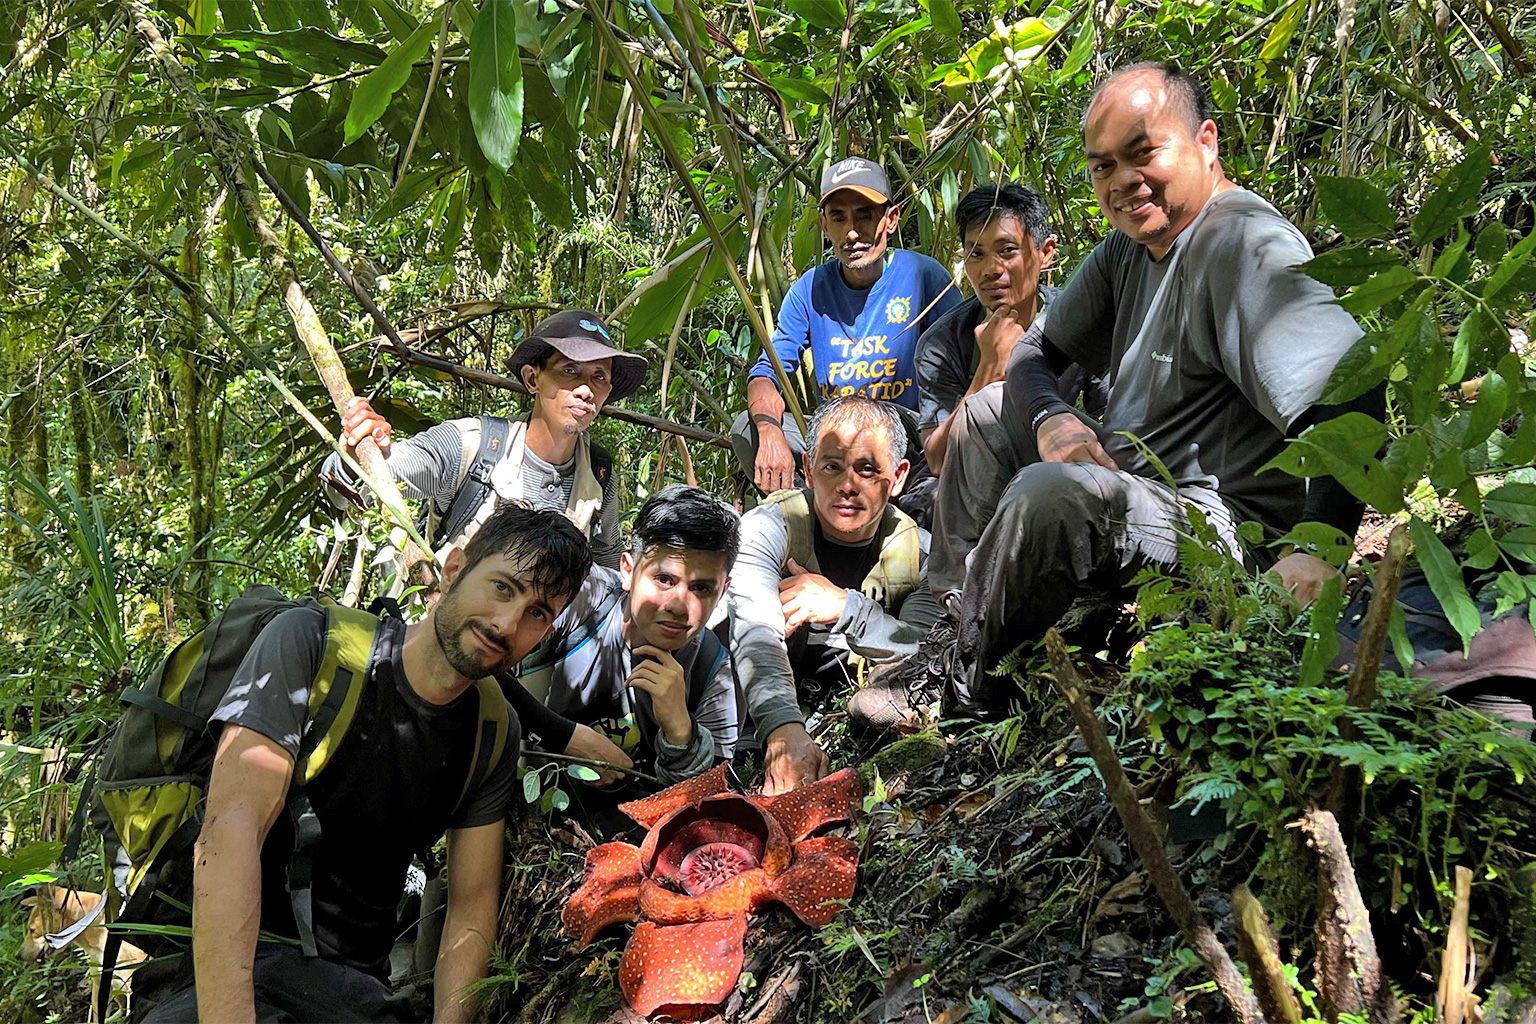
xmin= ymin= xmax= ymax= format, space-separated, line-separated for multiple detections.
xmin=516 ymin=485 xmax=742 ymax=785
xmin=728 ymin=396 xmax=941 ymax=794
xmin=323 ymin=309 xmax=648 ymax=570
xmin=920 ymin=63 xmax=1374 ymax=714
xmin=914 ymin=183 xmax=1107 ymax=474
xmin=139 ymin=505 xmax=592 ymax=1023
xmin=731 ymin=158 xmax=962 ymax=497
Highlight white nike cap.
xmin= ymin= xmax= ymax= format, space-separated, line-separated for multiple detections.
xmin=819 ymin=157 xmax=892 ymax=206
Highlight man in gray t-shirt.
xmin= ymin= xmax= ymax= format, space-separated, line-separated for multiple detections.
xmin=923 ymin=63 xmax=1376 ymax=714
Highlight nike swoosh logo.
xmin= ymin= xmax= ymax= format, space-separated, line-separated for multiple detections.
xmin=830 ymin=163 xmax=865 ymax=182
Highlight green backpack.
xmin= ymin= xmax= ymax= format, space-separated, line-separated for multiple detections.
xmin=87 ymin=585 xmax=511 ymax=1008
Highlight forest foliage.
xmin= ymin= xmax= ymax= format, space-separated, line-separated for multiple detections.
xmin=0 ymin=0 xmax=1534 ymax=1019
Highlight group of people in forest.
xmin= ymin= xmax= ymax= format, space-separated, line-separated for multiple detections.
xmin=139 ymin=62 xmax=1375 ymax=1023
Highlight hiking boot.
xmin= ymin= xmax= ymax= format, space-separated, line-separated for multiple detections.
xmin=846 ymin=614 xmax=957 ymax=735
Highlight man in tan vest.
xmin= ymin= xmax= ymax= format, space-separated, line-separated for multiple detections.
xmin=726 ymin=396 xmax=940 ymax=794
xmin=322 ymin=309 xmax=649 ymax=784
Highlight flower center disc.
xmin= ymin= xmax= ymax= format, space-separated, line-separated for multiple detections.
xmin=678 ymin=841 xmax=756 ymax=895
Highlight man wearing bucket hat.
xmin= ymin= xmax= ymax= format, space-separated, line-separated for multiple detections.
xmin=323 ymin=309 xmax=646 ymax=570
xmin=321 ymin=309 xmax=650 ymax=786
xmin=731 ymin=157 xmax=962 ymax=505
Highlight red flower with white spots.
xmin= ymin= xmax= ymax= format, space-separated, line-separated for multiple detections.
xmin=562 ymin=764 xmax=862 ymax=1017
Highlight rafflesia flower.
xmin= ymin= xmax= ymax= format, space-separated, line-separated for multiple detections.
xmin=562 ymin=764 xmax=861 ymax=1017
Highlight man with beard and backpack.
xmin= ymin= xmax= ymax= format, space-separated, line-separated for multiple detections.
xmin=114 ymin=506 xmax=590 ymax=1023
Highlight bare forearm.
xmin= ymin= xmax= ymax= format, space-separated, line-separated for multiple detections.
xmin=746 ymin=377 xmax=787 ymax=432
xmin=434 ymin=897 xmax=496 ymax=1023
xmin=193 ymin=821 xmax=265 ymax=1023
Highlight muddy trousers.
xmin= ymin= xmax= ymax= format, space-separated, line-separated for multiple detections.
xmin=931 ymin=385 xmax=1235 ymax=712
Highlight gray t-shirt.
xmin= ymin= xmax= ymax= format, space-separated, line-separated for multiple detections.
xmin=320 ymin=418 xmax=622 ymax=568
xmin=209 ymin=607 xmax=519 ymax=975
xmin=1010 ymin=187 xmax=1362 ymax=532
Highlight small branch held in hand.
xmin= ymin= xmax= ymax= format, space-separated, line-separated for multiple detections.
xmin=520 ymin=748 xmax=662 ymax=786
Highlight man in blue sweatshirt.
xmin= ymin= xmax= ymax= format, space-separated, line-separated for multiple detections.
xmin=732 ymin=158 xmax=962 ymax=499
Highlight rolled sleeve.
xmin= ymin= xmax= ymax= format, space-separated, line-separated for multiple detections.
xmin=726 ymin=504 xmax=804 ymax=744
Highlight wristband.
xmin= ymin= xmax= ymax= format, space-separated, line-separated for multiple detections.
xmin=1030 ymin=404 xmax=1076 ymax=433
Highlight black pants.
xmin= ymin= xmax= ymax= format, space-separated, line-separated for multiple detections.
xmin=137 ymin=945 xmax=418 ymax=1023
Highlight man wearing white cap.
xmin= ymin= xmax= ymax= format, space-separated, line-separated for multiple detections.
xmin=732 ymin=157 xmax=962 ymax=499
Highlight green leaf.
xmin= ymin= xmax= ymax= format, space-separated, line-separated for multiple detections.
xmin=765 ymin=75 xmax=833 ymax=105
xmin=0 ymin=841 xmax=64 ymax=887
xmin=1300 ymin=575 xmax=1344 ymax=687
xmin=566 ymin=764 xmax=602 ymax=782
xmin=942 ymin=17 xmax=1055 ymax=86
xmin=372 ymin=0 xmax=420 ymax=41
xmin=1475 ymin=224 xmax=1509 ymax=265
xmin=1408 ymin=517 xmax=1480 ymax=653
xmin=1464 ymin=367 xmax=1512 ymax=448
xmin=786 ymin=0 xmax=846 ymax=30
xmin=1486 ymin=482 xmax=1536 ymax=526
xmin=1301 ymin=245 xmax=1401 ymax=287
xmin=1316 ymin=176 xmax=1397 ymax=239
xmin=1498 ymin=526 xmax=1536 ymax=562
xmin=1318 ymin=330 xmax=1403 ymax=404
xmin=1261 ymin=412 xmax=1402 ymax=512
xmin=468 ymin=0 xmax=525 ymax=173
xmin=551 ymin=788 xmax=571 ymax=811
xmin=344 ymin=19 xmax=436 ymax=145
xmin=1058 ymin=16 xmax=1093 ymax=77
xmin=1339 ymin=266 xmax=1420 ymax=314
xmin=1484 ymin=228 xmax=1536 ymax=301
xmin=1258 ymin=0 xmax=1305 ymax=63
xmin=1276 ymin=522 xmax=1355 ymax=567
xmin=926 ymin=0 xmax=961 ymax=39
xmin=188 ymin=30 xmax=386 ymax=75
xmin=522 ymin=770 xmax=542 ymax=803
xmin=1464 ymin=527 xmax=1500 ymax=570
xmin=1449 ymin=308 xmax=1492 ymax=385
xmin=1411 ymin=145 xmax=1492 ymax=245
xmin=1431 ymin=226 xmax=1472 ymax=279
xmin=858 ymin=19 xmax=930 ymax=71
xmin=1380 ymin=431 xmax=1429 ymax=489
xmin=628 ymin=244 xmax=710 ymax=344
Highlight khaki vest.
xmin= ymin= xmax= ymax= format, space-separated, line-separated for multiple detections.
xmin=762 ymin=488 xmax=923 ymax=610
xmin=434 ymin=416 xmax=605 ymax=562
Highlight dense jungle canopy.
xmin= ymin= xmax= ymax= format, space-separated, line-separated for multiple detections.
xmin=2 ymin=0 xmax=1536 ymax=1021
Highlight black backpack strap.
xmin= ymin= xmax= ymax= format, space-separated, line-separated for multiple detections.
xmin=96 ymin=814 xmax=202 ymax=1019
xmin=433 ymin=416 xmax=512 ymax=549
xmin=689 ymin=629 xmax=729 ymax=711
xmin=590 ymin=442 xmax=612 ymax=490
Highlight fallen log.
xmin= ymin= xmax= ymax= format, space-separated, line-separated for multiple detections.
xmin=361 ymin=339 xmax=733 ymax=450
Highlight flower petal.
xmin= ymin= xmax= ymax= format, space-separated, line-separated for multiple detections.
xmin=768 ymin=836 xmax=858 ymax=927
xmin=619 ymin=762 xmax=731 ymax=829
xmin=751 ymin=766 xmax=861 ymax=841
xmin=561 ymin=842 xmax=643 ymax=947
xmin=619 ymin=917 xmax=748 ymax=1017
xmin=638 ymin=870 xmax=771 ymax=925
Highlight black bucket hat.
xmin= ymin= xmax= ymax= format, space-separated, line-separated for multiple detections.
xmin=503 ymin=310 xmax=649 ymax=404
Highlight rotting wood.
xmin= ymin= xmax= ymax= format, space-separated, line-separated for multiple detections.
xmin=1234 ymin=884 xmax=1303 ymax=1024
xmin=1044 ymin=629 xmax=1262 ymax=1024
xmin=127 ymin=4 xmax=411 ymax=531
xmin=1296 ymin=809 xmax=1400 ymax=1024
xmin=362 ymin=339 xmax=733 ymax=450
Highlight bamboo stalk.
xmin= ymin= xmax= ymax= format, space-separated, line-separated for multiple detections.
xmin=126 ymin=4 xmax=413 ymax=530
xmin=396 ymin=0 xmax=456 ymax=188
xmin=1437 ymin=865 xmax=1476 ymax=1024
xmin=1044 ymin=629 xmax=1262 ymax=1024
xmin=362 ymin=339 xmax=732 ymax=449
xmin=1234 ymin=885 xmax=1303 ymax=1024
xmin=582 ymin=0 xmax=809 ymax=438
